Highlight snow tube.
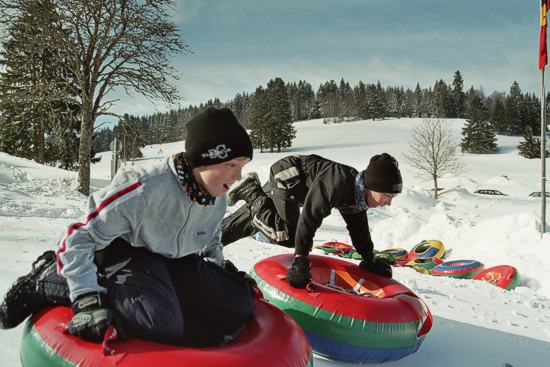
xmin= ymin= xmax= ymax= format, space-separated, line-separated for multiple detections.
xmin=250 ymin=254 xmax=432 ymax=363
xmin=472 ymin=265 xmax=520 ymax=290
xmin=383 ymin=248 xmax=409 ymax=261
xmin=431 ymin=260 xmax=485 ymax=279
xmin=315 ymin=241 xmax=353 ymax=255
xmin=408 ymin=240 xmax=445 ymax=261
xmin=20 ymin=299 xmax=313 ymax=367
xmin=406 ymin=257 xmax=443 ymax=271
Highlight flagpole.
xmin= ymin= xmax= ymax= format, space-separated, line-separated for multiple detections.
xmin=541 ymin=0 xmax=549 ymax=238
xmin=542 ymin=67 xmax=547 ymax=238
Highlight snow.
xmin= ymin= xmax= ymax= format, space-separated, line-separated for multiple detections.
xmin=1 ymin=117 xmax=550 ymax=366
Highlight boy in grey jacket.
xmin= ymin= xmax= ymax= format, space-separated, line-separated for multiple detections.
xmin=0 ymin=107 xmax=255 ymax=346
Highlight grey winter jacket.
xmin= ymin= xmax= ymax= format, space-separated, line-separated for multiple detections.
xmin=56 ymin=158 xmax=226 ymax=301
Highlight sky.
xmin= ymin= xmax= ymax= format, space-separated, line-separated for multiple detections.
xmin=1 ymin=117 xmax=550 ymax=366
xmin=111 ymin=0 xmax=539 ymax=118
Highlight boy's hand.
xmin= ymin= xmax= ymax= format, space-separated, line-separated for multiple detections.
xmin=69 ymin=292 xmax=113 ymax=343
xmin=359 ymin=258 xmax=393 ymax=278
xmin=286 ymin=256 xmax=312 ymax=288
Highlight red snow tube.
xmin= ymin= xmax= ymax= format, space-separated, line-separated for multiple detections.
xmin=21 ymin=299 xmax=313 ymax=367
xmin=251 ymin=254 xmax=432 ymax=363
xmin=472 ymin=265 xmax=520 ymax=290
xmin=316 ymin=241 xmax=354 ymax=255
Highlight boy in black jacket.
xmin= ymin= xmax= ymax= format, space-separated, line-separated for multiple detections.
xmin=222 ymin=153 xmax=402 ymax=288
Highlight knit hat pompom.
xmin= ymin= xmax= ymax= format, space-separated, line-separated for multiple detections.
xmin=363 ymin=153 xmax=402 ymax=194
xmin=184 ymin=107 xmax=253 ymax=168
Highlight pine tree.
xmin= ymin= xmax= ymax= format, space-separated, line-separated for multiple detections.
xmin=374 ymin=81 xmax=387 ymax=119
xmin=266 ymin=77 xmax=295 ymax=152
xmin=286 ymin=82 xmax=299 ymax=121
xmin=297 ymin=80 xmax=316 ymax=120
xmin=461 ymin=94 xmax=497 ymax=153
xmin=518 ymin=126 xmax=545 ymax=159
xmin=249 ymin=86 xmax=269 ymax=152
xmin=365 ymin=83 xmax=379 ymax=120
xmin=490 ymin=97 xmax=507 ymax=134
xmin=402 ymin=87 xmax=414 ymax=117
xmin=504 ymin=81 xmax=523 ymax=135
xmin=338 ymin=78 xmax=355 ymax=121
xmin=0 ymin=0 xmax=80 ymax=168
xmin=450 ymin=70 xmax=466 ymax=118
xmin=317 ymin=80 xmax=339 ymax=121
xmin=432 ymin=79 xmax=450 ymax=118
xmin=521 ymin=93 xmax=540 ymax=135
xmin=413 ymin=83 xmax=423 ymax=117
xmin=355 ymin=81 xmax=368 ymax=119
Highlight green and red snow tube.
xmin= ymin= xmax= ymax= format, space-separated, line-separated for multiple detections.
xmin=250 ymin=254 xmax=432 ymax=363
xmin=21 ymin=298 xmax=313 ymax=367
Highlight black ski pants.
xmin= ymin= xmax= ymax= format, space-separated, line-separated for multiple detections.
xmin=221 ymin=155 xmax=305 ymax=247
xmin=40 ymin=239 xmax=254 ymax=346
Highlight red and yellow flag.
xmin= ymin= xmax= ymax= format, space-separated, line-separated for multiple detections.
xmin=540 ymin=0 xmax=550 ymax=69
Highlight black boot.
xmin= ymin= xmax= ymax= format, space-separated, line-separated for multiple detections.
xmin=0 ymin=250 xmax=56 ymax=329
xmin=227 ymin=172 xmax=264 ymax=206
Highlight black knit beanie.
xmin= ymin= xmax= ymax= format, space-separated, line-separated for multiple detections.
xmin=363 ymin=153 xmax=403 ymax=194
xmin=184 ymin=107 xmax=253 ymax=168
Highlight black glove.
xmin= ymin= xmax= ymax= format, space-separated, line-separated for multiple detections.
xmin=223 ymin=259 xmax=240 ymax=274
xmin=359 ymin=258 xmax=393 ymax=278
xmin=69 ymin=292 xmax=113 ymax=343
xmin=373 ymin=250 xmax=397 ymax=265
xmin=286 ymin=256 xmax=312 ymax=288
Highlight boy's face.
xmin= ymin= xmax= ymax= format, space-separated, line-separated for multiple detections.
xmin=193 ymin=157 xmax=251 ymax=197
xmin=365 ymin=190 xmax=397 ymax=208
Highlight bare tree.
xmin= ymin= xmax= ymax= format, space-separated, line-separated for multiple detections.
xmin=404 ymin=118 xmax=462 ymax=199
xmin=1 ymin=0 xmax=189 ymax=195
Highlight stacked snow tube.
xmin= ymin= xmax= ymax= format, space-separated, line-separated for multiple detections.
xmin=250 ymin=254 xmax=432 ymax=363
xmin=408 ymin=240 xmax=445 ymax=261
xmin=472 ymin=265 xmax=520 ymax=290
xmin=406 ymin=257 xmax=443 ymax=272
xmin=21 ymin=299 xmax=313 ymax=367
xmin=431 ymin=260 xmax=484 ymax=279
xmin=316 ymin=241 xmax=353 ymax=255
xmin=383 ymin=248 xmax=409 ymax=261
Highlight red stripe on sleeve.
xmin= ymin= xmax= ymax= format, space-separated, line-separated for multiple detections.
xmin=56 ymin=181 xmax=143 ymax=272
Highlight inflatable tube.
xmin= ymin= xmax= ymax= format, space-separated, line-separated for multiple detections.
xmin=431 ymin=260 xmax=485 ymax=279
xmin=315 ymin=241 xmax=353 ymax=255
xmin=251 ymin=254 xmax=432 ymax=363
xmin=382 ymin=248 xmax=409 ymax=261
xmin=472 ymin=265 xmax=520 ymax=290
xmin=406 ymin=257 xmax=443 ymax=271
xmin=21 ymin=299 xmax=313 ymax=367
xmin=408 ymin=240 xmax=445 ymax=261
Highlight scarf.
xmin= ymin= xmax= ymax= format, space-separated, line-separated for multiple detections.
xmin=173 ymin=153 xmax=216 ymax=205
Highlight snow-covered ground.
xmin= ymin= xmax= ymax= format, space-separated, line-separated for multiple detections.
xmin=1 ymin=117 xmax=550 ymax=366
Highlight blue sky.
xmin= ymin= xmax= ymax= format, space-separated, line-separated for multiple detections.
xmin=112 ymin=0 xmax=538 ymax=117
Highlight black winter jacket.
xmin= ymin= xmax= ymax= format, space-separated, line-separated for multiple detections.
xmin=268 ymin=155 xmax=374 ymax=261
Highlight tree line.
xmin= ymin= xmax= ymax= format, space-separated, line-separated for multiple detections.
xmin=93 ymin=72 xmax=547 ymax=160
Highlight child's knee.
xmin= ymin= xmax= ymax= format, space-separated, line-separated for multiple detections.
xmin=119 ymin=301 xmax=184 ymax=344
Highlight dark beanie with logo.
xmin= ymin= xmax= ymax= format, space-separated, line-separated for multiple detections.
xmin=184 ymin=107 xmax=253 ymax=168
xmin=363 ymin=153 xmax=403 ymax=194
